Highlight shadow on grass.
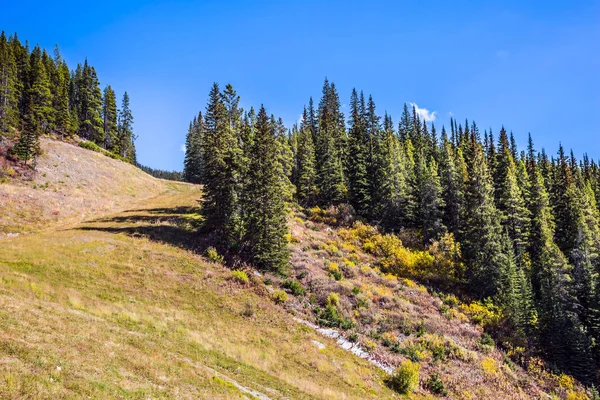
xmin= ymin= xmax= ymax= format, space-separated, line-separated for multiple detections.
xmin=75 ymin=205 xmax=214 ymax=255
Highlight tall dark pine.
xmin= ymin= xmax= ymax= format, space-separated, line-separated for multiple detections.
xmin=117 ymin=91 xmax=136 ymax=162
xmin=346 ymin=88 xmax=370 ymax=216
xmin=242 ymin=105 xmax=289 ymax=273
xmin=183 ymin=114 xmax=205 ymax=184
xmin=202 ymin=83 xmax=239 ymax=240
xmin=461 ymin=135 xmax=506 ymax=298
xmin=296 ymin=108 xmax=317 ymax=206
xmin=102 ymin=85 xmax=118 ymax=151
xmin=315 ymin=79 xmax=346 ymax=205
xmin=77 ymin=60 xmax=103 ymax=144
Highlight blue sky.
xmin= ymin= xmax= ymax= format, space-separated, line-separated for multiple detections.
xmin=2 ymin=0 xmax=599 ymax=171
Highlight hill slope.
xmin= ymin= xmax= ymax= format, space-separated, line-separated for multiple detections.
xmin=0 ymin=138 xmax=164 ymax=238
xmin=0 ymin=139 xmax=590 ymax=399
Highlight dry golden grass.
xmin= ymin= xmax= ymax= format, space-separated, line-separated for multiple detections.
xmin=0 ymin=181 xmax=399 ymax=399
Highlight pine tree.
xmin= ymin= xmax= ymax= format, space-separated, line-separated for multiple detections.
xmin=438 ymin=129 xmax=464 ymax=236
xmin=275 ymin=117 xmax=295 ymax=202
xmin=527 ymin=150 xmax=595 ymax=382
xmin=0 ymin=31 xmax=19 ymax=133
xmin=494 ymin=128 xmax=531 ymax=262
xmin=202 ymin=83 xmax=239 ymax=241
xmin=316 ymin=79 xmax=346 ymax=205
xmin=183 ymin=114 xmax=205 ymax=184
xmin=346 ymin=88 xmax=370 ymax=216
xmin=552 ymin=144 xmax=578 ymax=257
xmin=420 ymin=156 xmax=446 ymax=243
xmin=241 ymin=105 xmax=289 ymax=273
xmin=461 ymin=135 xmax=506 ymax=298
xmin=296 ymin=108 xmax=317 ymax=206
xmin=117 ymin=91 xmax=136 ymax=162
xmin=379 ymin=113 xmax=411 ymax=230
xmin=14 ymin=56 xmax=52 ymax=166
xmin=102 ymin=85 xmax=118 ymax=151
xmin=77 ymin=60 xmax=103 ymax=144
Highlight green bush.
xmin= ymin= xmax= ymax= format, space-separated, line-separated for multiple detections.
xmin=231 ymin=270 xmax=249 ymax=284
xmin=426 ymin=373 xmax=447 ymax=396
xmin=389 ymin=360 xmax=420 ymax=394
xmin=480 ymin=333 xmax=495 ymax=347
xmin=282 ymin=279 xmax=306 ymax=296
xmin=317 ymin=303 xmax=354 ymax=330
xmin=79 ymin=140 xmax=103 ymax=152
xmin=205 ymin=247 xmax=224 ymax=263
xmin=272 ymin=289 xmax=288 ymax=304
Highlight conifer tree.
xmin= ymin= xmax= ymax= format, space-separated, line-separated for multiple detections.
xmin=346 ymin=88 xmax=370 ymax=216
xmin=77 ymin=60 xmax=103 ymax=144
xmin=296 ymin=108 xmax=317 ymax=206
xmin=241 ymin=105 xmax=289 ymax=272
xmin=420 ymin=156 xmax=446 ymax=243
xmin=461 ymin=135 xmax=506 ymax=298
xmin=494 ymin=128 xmax=531 ymax=262
xmin=14 ymin=57 xmax=52 ymax=165
xmin=202 ymin=83 xmax=239 ymax=240
xmin=183 ymin=114 xmax=205 ymax=184
xmin=438 ymin=130 xmax=464 ymax=236
xmin=379 ymin=113 xmax=410 ymax=230
xmin=117 ymin=91 xmax=136 ymax=161
xmin=315 ymin=79 xmax=346 ymax=205
xmin=0 ymin=31 xmax=19 ymax=133
xmin=102 ymin=85 xmax=118 ymax=151
xmin=275 ymin=117 xmax=295 ymax=202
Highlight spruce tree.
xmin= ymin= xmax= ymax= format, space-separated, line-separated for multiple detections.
xmin=346 ymin=88 xmax=370 ymax=216
xmin=0 ymin=31 xmax=19 ymax=133
xmin=117 ymin=91 xmax=136 ymax=162
xmin=77 ymin=60 xmax=103 ymax=144
xmin=461 ymin=135 xmax=506 ymax=298
xmin=296 ymin=108 xmax=317 ymax=206
xmin=102 ymin=85 xmax=118 ymax=151
xmin=315 ymin=79 xmax=346 ymax=205
xmin=241 ymin=105 xmax=289 ymax=273
xmin=420 ymin=156 xmax=446 ymax=243
xmin=202 ymin=83 xmax=239 ymax=241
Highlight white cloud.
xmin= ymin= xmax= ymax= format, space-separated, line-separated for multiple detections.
xmin=179 ymin=144 xmax=186 ymax=153
xmin=408 ymin=102 xmax=437 ymax=122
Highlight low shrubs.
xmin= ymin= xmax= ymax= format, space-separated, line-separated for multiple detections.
xmin=205 ymin=247 xmax=224 ymax=263
xmin=282 ymin=279 xmax=306 ymax=296
xmin=389 ymin=360 xmax=420 ymax=394
xmin=426 ymin=373 xmax=447 ymax=396
xmin=316 ymin=293 xmax=354 ymax=329
xmin=231 ymin=270 xmax=249 ymax=284
xmin=271 ymin=289 xmax=288 ymax=304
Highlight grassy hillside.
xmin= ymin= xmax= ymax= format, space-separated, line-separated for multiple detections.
xmin=0 ymin=138 xmax=164 ymax=237
xmin=0 ymin=139 xmax=590 ymax=399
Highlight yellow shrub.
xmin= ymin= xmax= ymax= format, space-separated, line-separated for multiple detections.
xmin=342 ymin=258 xmax=356 ymax=267
xmin=459 ymin=301 xmax=502 ymax=327
xmin=403 ymin=278 xmax=417 ymax=288
xmin=363 ymin=338 xmax=377 ymax=352
xmin=558 ymin=373 xmax=575 ymax=390
xmin=566 ymin=390 xmax=590 ymax=400
xmin=272 ymin=290 xmax=288 ymax=304
xmin=327 ymin=292 xmax=340 ymax=307
xmin=481 ymin=357 xmax=498 ymax=377
xmin=390 ymin=360 xmax=420 ymax=394
xmin=231 ymin=270 xmax=249 ymax=284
